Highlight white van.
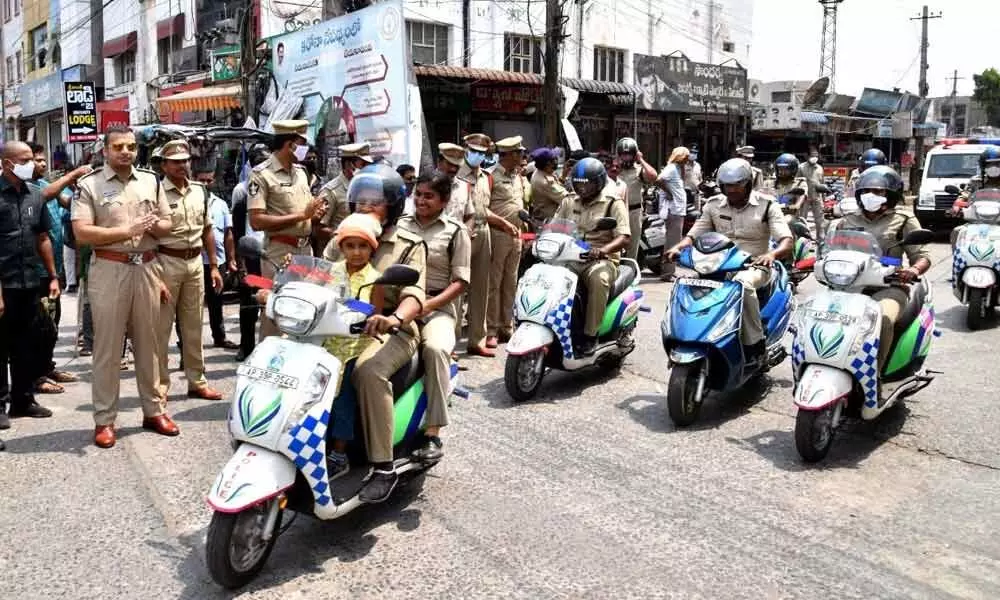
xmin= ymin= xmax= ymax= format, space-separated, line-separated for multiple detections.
xmin=916 ymin=143 xmax=988 ymax=228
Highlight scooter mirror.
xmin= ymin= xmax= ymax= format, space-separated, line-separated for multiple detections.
xmin=944 ymin=184 xmax=961 ymax=195
xmin=814 ymin=183 xmax=831 ymax=194
xmin=237 ymin=235 xmax=264 ymax=259
xmin=375 ymin=265 xmax=420 ymax=287
xmin=900 ymin=228 xmax=934 ymax=246
xmin=594 ymin=217 xmax=617 ymax=231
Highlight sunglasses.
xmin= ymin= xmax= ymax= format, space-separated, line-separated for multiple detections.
xmin=110 ymin=143 xmax=138 ymax=152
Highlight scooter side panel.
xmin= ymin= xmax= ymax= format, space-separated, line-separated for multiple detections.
xmin=514 ymin=263 xmax=577 ymax=359
xmin=207 ymin=444 xmax=297 ymax=513
xmin=884 ymin=298 xmax=935 ymax=377
xmin=598 ymin=287 xmax=645 ymax=336
xmin=794 ymin=365 xmax=854 ymax=410
xmin=391 ymin=363 xmax=459 ymax=444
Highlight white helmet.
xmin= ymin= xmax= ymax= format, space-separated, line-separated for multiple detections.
xmin=717 ymin=158 xmax=753 ymax=186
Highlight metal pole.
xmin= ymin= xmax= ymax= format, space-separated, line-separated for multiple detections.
xmin=542 ymin=0 xmax=564 ymax=146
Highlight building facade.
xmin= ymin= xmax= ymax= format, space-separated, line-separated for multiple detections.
xmin=930 ymin=96 xmax=989 ymax=137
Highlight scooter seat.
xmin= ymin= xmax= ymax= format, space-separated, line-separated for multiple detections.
xmin=389 ymin=353 xmax=425 ymax=399
xmin=894 ymin=281 xmax=928 ymax=336
xmin=609 ymin=261 xmax=639 ymax=300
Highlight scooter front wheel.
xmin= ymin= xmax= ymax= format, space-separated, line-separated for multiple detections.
xmin=666 ymin=363 xmax=704 ymax=427
xmin=505 ymin=350 xmax=546 ymax=402
xmin=794 ymin=406 xmax=837 ymax=463
xmin=966 ymin=288 xmax=989 ymax=331
xmin=206 ymin=499 xmax=283 ymax=589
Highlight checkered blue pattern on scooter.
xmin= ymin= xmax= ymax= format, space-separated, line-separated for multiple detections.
xmin=849 ymin=340 xmax=880 ymax=408
xmin=952 ymin=246 xmax=966 ymax=285
xmin=286 ymin=409 xmax=333 ymax=506
xmin=543 ymin=297 xmax=575 ymax=360
xmin=791 ymin=336 xmax=806 ymax=376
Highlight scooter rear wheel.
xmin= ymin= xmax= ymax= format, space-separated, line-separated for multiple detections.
xmin=666 ymin=363 xmax=703 ymax=427
xmin=206 ymin=500 xmax=283 ymax=589
xmin=505 ymin=350 xmax=546 ymax=402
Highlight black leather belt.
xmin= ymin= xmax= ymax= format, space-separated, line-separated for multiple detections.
xmin=629 ymin=205 xmax=642 ymax=210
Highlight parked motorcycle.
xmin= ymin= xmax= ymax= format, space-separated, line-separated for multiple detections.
xmin=505 ymin=217 xmax=649 ymax=401
xmin=636 ymin=186 xmax=704 ymax=276
xmin=660 ymin=232 xmax=795 ymax=426
xmin=205 ymin=238 xmax=467 ymax=588
xmin=791 ymin=228 xmax=936 ymax=462
xmin=948 ymin=185 xmax=1000 ymax=329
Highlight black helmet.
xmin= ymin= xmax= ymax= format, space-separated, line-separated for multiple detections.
xmin=773 ymin=153 xmax=799 ymax=179
xmin=348 ymin=163 xmax=406 ymax=223
xmin=860 ymin=148 xmax=887 ymax=171
xmin=248 ymin=143 xmax=270 ymax=168
xmin=570 ymin=157 xmax=607 ymax=201
xmin=615 ymin=137 xmax=638 ymax=156
xmin=980 ymin=145 xmax=1000 ymax=175
xmin=855 ymin=165 xmax=904 ymax=206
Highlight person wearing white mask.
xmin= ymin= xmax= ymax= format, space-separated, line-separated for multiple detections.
xmin=829 ymin=166 xmax=930 ymax=370
xmin=798 ymin=148 xmax=827 ymax=238
xmin=950 ymin=145 xmax=1000 ymax=247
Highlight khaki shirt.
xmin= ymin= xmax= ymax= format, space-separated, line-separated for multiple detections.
xmin=530 ymin=169 xmax=568 ymax=223
xmin=318 ymin=173 xmax=350 ymax=231
xmin=445 ymin=177 xmax=474 ymax=223
xmin=247 ymin=156 xmax=312 ymax=238
xmin=398 ymin=214 xmax=471 ymax=318
xmin=457 ymin=163 xmax=490 ymax=229
xmin=325 ymin=224 xmax=426 ymax=311
xmin=160 ymin=178 xmax=211 ymax=249
xmin=833 ymin=210 xmax=930 ymax=264
xmin=490 ymin=164 xmax=526 ymax=226
xmin=72 ymin=165 xmax=171 ymax=253
xmin=769 ymin=177 xmax=810 ymax=210
xmin=686 ymin=191 xmax=792 ymax=257
xmin=553 ymin=193 xmax=631 ymax=260
xmin=618 ymin=164 xmax=650 ymax=209
xmin=798 ymin=161 xmax=825 ymax=200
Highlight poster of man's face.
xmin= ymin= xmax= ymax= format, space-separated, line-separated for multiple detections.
xmin=277 ymin=43 xmax=285 ymax=65
xmin=634 ymin=55 xmax=683 ymax=111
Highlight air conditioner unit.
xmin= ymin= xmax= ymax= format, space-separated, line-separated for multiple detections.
xmin=747 ymin=79 xmax=762 ymax=104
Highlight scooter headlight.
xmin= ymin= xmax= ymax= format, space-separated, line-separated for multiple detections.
xmin=273 ymin=296 xmax=319 ymax=336
xmin=706 ymin=306 xmax=741 ymax=342
xmin=973 ymin=201 xmax=1000 ymax=220
xmin=821 ymin=260 xmax=861 ymax=287
xmin=533 ymin=238 xmax=563 ymax=260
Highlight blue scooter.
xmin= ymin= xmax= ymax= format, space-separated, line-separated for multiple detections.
xmin=660 ymin=232 xmax=795 ymax=426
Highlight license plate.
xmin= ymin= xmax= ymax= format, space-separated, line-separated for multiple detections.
xmin=803 ymin=309 xmax=856 ymax=325
xmin=237 ymin=364 xmax=300 ymax=388
xmin=677 ymin=277 xmax=723 ymax=289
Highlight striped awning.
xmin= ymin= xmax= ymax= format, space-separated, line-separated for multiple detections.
xmin=157 ymin=85 xmax=242 ymax=113
xmin=799 ymin=110 xmax=829 ymax=124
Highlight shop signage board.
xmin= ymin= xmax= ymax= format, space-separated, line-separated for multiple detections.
xmin=266 ymin=1 xmax=410 ymax=167
xmin=64 ymin=81 xmax=98 ymax=143
xmin=632 ymin=54 xmax=747 ymax=113
xmin=471 ymin=84 xmax=542 ymax=113
xmin=211 ymin=45 xmax=241 ymax=82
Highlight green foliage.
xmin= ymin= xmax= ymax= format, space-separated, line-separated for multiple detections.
xmin=973 ymin=68 xmax=1000 ymax=127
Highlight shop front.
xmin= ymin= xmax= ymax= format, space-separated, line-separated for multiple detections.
xmin=20 ymin=70 xmax=70 ymax=167
xmin=97 ymin=96 xmax=130 ymax=131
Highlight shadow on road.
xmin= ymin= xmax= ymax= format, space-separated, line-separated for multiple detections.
xmin=935 ymin=303 xmax=998 ymax=333
xmin=482 ymin=365 xmax=624 ymax=409
xmin=167 ymin=474 xmax=429 ymax=599
xmin=1 ymin=424 xmax=154 ymax=455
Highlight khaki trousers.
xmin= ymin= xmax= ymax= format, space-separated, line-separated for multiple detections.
xmin=733 ymin=267 xmax=769 ymax=345
xmin=88 ymin=258 xmax=167 ymax=426
xmin=801 ymin=197 xmax=827 ymax=239
xmin=259 ymin=241 xmax=313 ymax=340
xmin=873 ymin=287 xmax=908 ymax=369
xmin=568 ymin=260 xmax=616 ymax=337
xmin=157 ymin=254 xmax=207 ymax=395
xmin=487 ymin=228 xmax=521 ymax=337
xmin=466 ymin=226 xmax=492 ymax=347
xmin=627 ymin=207 xmax=642 ymax=260
xmin=419 ymin=311 xmax=454 ymax=428
xmin=351 ymin=324 xmax=421 ymax=463
xmin=660 ymin=213 xmax=685 ymax=277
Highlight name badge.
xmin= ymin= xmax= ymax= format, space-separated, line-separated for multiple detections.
xmin=718 ymin=215 xmax=733 ymax=221
xmin=280 ymin=182 xmax=293 ymax=187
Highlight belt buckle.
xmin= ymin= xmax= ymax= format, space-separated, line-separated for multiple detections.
xmin=128 ymin=253 xmax=144 ymax=265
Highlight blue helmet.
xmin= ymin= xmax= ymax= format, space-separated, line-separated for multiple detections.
xmin=981 ymin=145 xmax=1000 ymax=175
xmin=860 ymin=148 xmax=887 ymax=171
xmin=570 ymin=157 xmax=607 ymax=200
xmin=774 ymin=153 xmax=799 ymax=179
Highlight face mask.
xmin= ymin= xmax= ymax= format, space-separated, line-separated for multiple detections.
xmin=986 ymin=166 xmax=1000 ymax=178
xmin=465 ymin=150 xmax=485 ymax=168
xmin=293 ymin=144 xmax=309 ymax=161
xmin=860 ymin=192 xmax=886 ymax=212
xmin=809 ymin=156 xmax=819 ymax=165
xmin=10 ymin=160 xmax=34 ymax=181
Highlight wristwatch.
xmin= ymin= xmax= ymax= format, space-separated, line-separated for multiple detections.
xmin=391 ymin=312 xmax=406 ymax=326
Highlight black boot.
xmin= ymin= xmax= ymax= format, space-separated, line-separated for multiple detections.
xmin=0 ymin=395 xmax=9 ymax=430
xmin=577 ymin=336 xmax=597 ymax=357
xmin=744 ymin=341 xmax=767 ymax=370
xmin=359 ymin=464 xmax=399 ymax=503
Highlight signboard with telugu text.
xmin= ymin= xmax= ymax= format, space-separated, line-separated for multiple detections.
xmin=64 ymin=81 xmax=98 ymax=143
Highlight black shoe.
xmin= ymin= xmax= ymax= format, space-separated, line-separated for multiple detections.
xmin=9 ymin=401 xmax=53 ymax=418
xmin=0 ymin=410 xmax=9 ymax=430
xmin=326 ymin=451 xmax=350 ymax=481
xmin=0 ymin=438 xmax=5 ymax=451
xmin=744 ymin=341 xmax=767 ymax=369
xmin=359 ymin=468 xmax=399 ymax=503
xmin=66 ymin=284 xmax=78 ymax=294
xmin=215 ymin=339 xmax=240 ymax=350
xmin=577 ymin=336 xmax=597 ymax=357
xmin=412 ymin=436 xmax=443 ymax=461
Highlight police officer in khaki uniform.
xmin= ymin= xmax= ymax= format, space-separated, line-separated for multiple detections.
xmin=436 ymin=144 xmax=474 ymax=223
xmin=486 ymin=136 xmax=526 ymax=347
xmin=457 ymin=133 xmax=498 ymax=357
xmin=71 ymin=126 xmax=178 ymax=448
xmin=552 ymin=158 xmax=632 ymax=356
xmin=615 ymin=137 xmax=658 ymax=261
xmin=737 ymin=146 xmax=765 ymax=190
xmin=155 ymin=140 xmax=224 ymax=401
xmin=316 ymin=142 xmax=374 ymax=255
xmin=398 ymin=172 xmax=472 ymax=461
xmin=248 ymin=120 xmax=326 ymax=338
xmin=528 ymin=148 xmax=568 ymax=224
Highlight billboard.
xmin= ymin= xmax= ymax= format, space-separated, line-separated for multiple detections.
xmin=260 ymin=0 xmax=322 ymax=38
xmin=855 ymin=88 xmax=903 ymax=117
xmin=266 ymin=2 xmax=410 ymax=167
xmin=64 ymin=82 xmax=98 ymax=143
xmin=632 ymin=54 xmax=747 ymax=113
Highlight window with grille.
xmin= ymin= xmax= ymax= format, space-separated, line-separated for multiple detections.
xmin=5 ymin=57 xmax=11 ymax=85
xmin=504 ymin=34 xmax=542 ymax=74
xmin=116 ymin=51 xmax=136 ymax=85
xmin=771 ymin=91 xmax=791 ymax=103
xmin=3 ymin=0 xmax=10 ymax=23
xmin=593 ymin=46 xmax=625 ymax=82
xmin=29 ymin=25 xmax=47 ymax=71
xmin=407 ymin=21 xmax=449 ymax=65
xmin=14 ymin=49 xmax=22 ymax=81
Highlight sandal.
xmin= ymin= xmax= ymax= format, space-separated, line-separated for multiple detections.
xmin=35 ymin=378 xmax=65 ymax=394
xmin=48 ymin=370 xmax=79 ymax=383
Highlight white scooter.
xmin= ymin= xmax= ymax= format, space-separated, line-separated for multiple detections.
xmin=504 ymin=216 xmax=649 ymax=401
xmin=947 ymin=185 xmax=1000 ymax=330
xmin=205 ymin=238 xmax=466 ymax=589
xmin=791 ymin=227 xmax=936 ymax=462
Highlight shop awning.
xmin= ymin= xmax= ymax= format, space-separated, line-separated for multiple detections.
xmin=413 ymin=65 xmax=642 ymax=96
xmin=103 ymin=32 xmax=137 ymax=58
xmin=156 ymin=84 xmax=241 ymax=113
xmin=799 ymin=110 xmax=829 ymax=124
xmin=157 ymin=14 xmax=185 ymax=40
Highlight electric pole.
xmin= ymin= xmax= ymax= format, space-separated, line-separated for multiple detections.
xmin=543 ymin=0 xmax=566 ymax=146
xmin=947 ymin=69 xmax=965 ymax=135
xmin=817 ymin=0 xmax=844 ymax=91
xmin=911 ymin=6 xmax=942 ymax=99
